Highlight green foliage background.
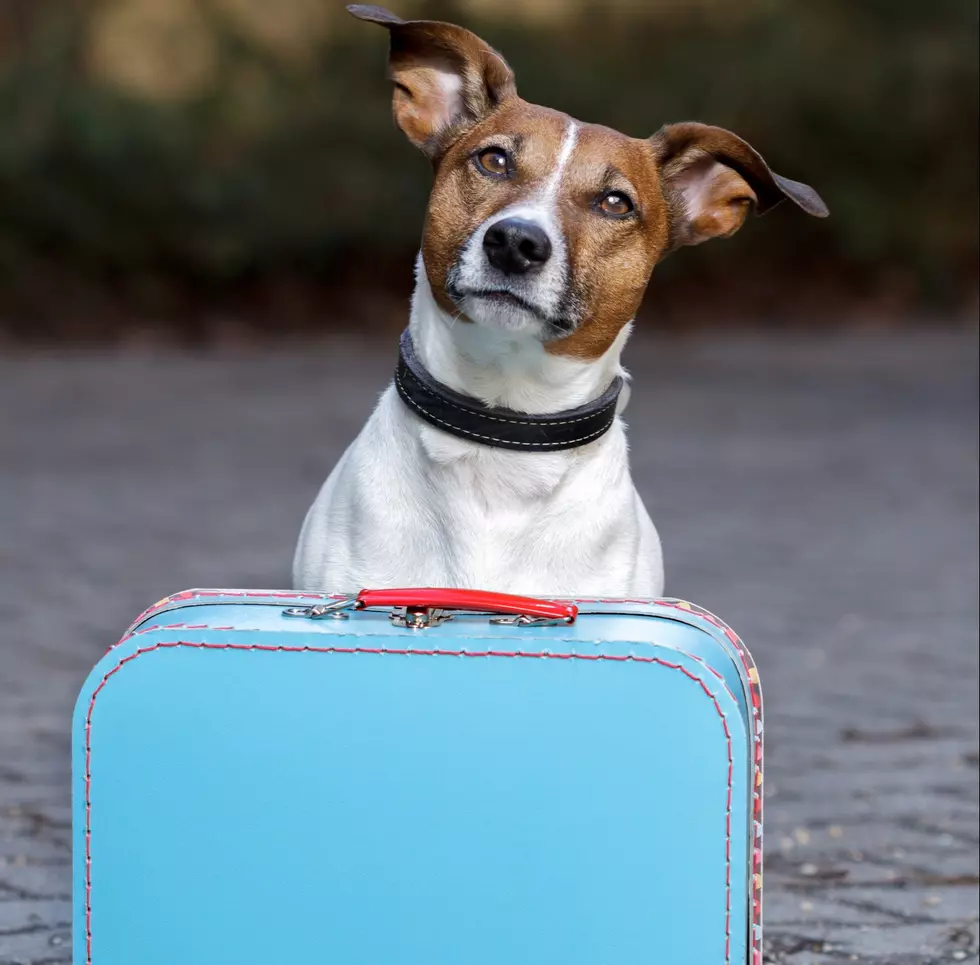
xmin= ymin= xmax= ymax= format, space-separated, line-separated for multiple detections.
xmin=0 ymin=0 xmax=976 ymax=335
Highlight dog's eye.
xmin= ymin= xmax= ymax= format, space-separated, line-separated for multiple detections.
xmin=597 ymin=192 xmax=634 ymax=217
xmin=475 ymin=148 xmax=510 ymax=178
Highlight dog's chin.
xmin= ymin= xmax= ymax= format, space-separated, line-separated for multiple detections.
xmin=460 ymin=292 xmax=545 ymax=335
xmin=456 ymin=291 xmax=574 ymax=341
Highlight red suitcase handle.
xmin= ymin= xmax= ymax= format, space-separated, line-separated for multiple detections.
xmin=355 ymin=588 xmax=578 ymax=623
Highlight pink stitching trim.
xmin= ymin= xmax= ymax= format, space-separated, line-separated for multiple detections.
xmin=118 ymin=591 xmax=764 ymax=960
xmin=115 ymin=590 xmax=764 ymax=961
xmin=657 ymin=600 xmax=765 ymax=961
xmin=84 ymin=640 xmax=736 ymax=965
xmin=126 ymin=589 xmax=346 ymax=635
xmin=573 ymin=597 xmax=765 ymax=959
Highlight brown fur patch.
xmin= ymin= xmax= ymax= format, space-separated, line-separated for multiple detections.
xmin=421 ymin=100 xmax=570 ymax=316
xmin=652 ymin=122 xmax=829 ymax=239
xmin=669 ymin=156 xmax=757 ymax=245
xmin=350 ymin=7 xmax=517 ymax=157
xmin=546 ymin=125 xmax=669 ymax=359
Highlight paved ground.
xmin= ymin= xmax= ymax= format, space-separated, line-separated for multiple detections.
xmin=0 ymin=328 xmax=977 ymax=964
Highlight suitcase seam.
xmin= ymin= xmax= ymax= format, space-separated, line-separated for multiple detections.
xmin=658 ymin=600 xmax=765 ymax=961
xmin=117 ymin=591 xmax=766 ymax=961
xmin=82 ymin=640 xmax=738 ymax=965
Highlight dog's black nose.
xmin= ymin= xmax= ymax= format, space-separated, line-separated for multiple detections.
xmin=483 ymin=218 xmax=552 ymax=275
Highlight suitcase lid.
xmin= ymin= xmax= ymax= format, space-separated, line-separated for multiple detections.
xmin=119 ymin=587 xmax=760 ymax=723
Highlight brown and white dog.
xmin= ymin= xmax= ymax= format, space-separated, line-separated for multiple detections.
xmin=293 ymin=4 xmax=827 ymax=597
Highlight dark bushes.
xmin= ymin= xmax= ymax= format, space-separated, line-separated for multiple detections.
xmin=0 ymin=0 xmax=976 ymax=336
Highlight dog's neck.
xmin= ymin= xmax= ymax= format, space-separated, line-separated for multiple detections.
xmin=408 ymin=258 xmax=630 ymax=416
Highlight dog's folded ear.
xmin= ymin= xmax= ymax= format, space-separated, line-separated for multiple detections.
xmin=348 ymin=5 xmax=516 ymax=160
xmin=651 ymin=122 xmax=828 ymax=254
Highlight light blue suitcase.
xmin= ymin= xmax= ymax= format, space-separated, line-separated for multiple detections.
xmin=73 ymin=587 xmax=764 ymax=965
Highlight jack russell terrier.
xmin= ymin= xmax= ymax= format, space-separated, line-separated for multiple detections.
xmin=294 ymin=4 xmax=827 ymax=598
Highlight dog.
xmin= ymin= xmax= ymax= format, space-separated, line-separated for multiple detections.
xmin=293 ymin=4 xmax=827 ymax=597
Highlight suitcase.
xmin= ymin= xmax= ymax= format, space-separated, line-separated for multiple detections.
xmin=73 ymin=587 xmax=764 ymax=965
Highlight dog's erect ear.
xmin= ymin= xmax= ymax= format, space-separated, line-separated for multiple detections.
xmin=348 ymin=5 xmax=516 ymax=159
xmin=651 ymin=122 xmax=828 ymax=253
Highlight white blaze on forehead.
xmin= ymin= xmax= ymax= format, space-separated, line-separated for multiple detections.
xmin=503 ymin=120 xmax=579 ymax=219
xmin=542 ymin=121 xmax=579 ymax=203
xmin=482 ymin=119 xmax=578 ymax=227
xmin=454 ymin=118 xmax=582 ymax=325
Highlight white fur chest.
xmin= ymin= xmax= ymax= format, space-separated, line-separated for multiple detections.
xmin=293 ymin=386 xmax=663 ymax=597
xmin=291 ymin=273 xmax=663 ymax=598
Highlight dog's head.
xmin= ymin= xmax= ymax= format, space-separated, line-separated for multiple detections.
xmin=349 ymin=4 xmax=827 ymax=359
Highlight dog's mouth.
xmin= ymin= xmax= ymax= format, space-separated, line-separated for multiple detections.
xmin=449 ymin=286 xmax=575 ymax=335
xmin=458 ymin=287 xmax=547 ymax=317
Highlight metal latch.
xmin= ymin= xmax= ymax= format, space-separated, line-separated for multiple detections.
xmin=388 ymin=606 xmax=453 ymax=629
xmin=489 ymin=614 xmax=569 ymax=627
xmin=282 ymin=598 xmax=355 ymax=620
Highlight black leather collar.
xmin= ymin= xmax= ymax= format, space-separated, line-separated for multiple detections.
xmin=395 ymin=329 xmax=623 ymax=452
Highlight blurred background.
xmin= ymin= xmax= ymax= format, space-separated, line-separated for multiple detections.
xmin=0 ymin=4 xmax=978 ymax=964
xmin=0 ymin=0 xmax=977 ymax=339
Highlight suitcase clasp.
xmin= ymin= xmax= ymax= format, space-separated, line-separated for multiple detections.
xmin=488 ymin=614 xmax=569 ymax=627
xmin=282 ymin=598 xmax=356 ymax=620
xmin=389 ymin=606 xmax=453 ymax=629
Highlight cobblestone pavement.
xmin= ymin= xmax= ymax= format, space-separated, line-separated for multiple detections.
xmin=1 ymin=328 xmax=977 ymax=964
